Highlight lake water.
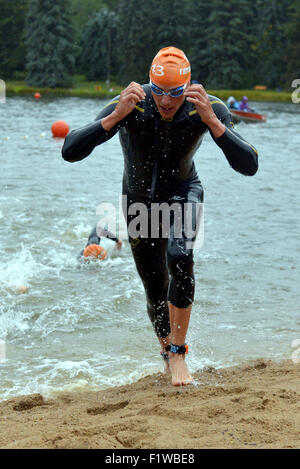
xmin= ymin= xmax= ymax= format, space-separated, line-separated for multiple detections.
xmin=0 ymin=96 xmax=299 ymax=401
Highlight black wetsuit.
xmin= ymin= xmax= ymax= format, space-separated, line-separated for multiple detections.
xmin=62 ymin=84 xmax=258 ymax=338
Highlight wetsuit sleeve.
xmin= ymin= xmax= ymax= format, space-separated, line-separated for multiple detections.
xmin=87 ymin=226 xmax=101 ymax=245
xmin=97 ymin=226 xmax=119 ymax=243
xmin=62 ymin=98 xmax=125 ymax=163
xmin=210 ymin=100 xmax=259 ymax=176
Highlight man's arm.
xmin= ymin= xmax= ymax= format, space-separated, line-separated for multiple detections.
xmin=101 ymin=82 xmax=146 ymax=131
xmin=210 ymin=100 xmax=258 ymax=176
xmin=62 ymin=100 xmax=121 ymax=163
xmin=62 ymin=82 xmax=146 ymax=163
xmin=97 ymin=226 xmax=122 ymax=247
xmin=184 ymin=85 xmax=258 ymax=176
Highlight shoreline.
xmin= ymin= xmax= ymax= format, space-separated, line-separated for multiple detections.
xmin=0 ymin=358 xmax=299 ymax=449
xmin=5 ymin=81 xmax=293 ymax=103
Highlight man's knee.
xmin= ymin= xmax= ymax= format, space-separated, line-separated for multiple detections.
xmin=167 ymin=239 xmax=194 ymax=277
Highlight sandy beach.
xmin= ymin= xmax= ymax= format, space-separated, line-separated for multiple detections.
xmin=0 ymin=358 xmax=299 ymax=449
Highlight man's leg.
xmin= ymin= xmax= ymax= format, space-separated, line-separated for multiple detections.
xmin=166 ymin=184 xmax=203 ymax=385
xmin=124 ymin=197 xmax=172 ymax=369
xmin=129 ymin=235 xmax=171 ymax=368
xmin=168 ymin=303 xmax=192 ymax=385
xmin=167 ymin=240 xmax=194 ymax=385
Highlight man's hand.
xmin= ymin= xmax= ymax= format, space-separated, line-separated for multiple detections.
xmin=184 ymin=84 xmax=225 ymax=138
xmin=114 ymin=82 xmax=146 ymax=120
xmin=116 ymin=240 xmax=123 ymax=250
xmin=102 ymin=82 xmax=146 ymax=131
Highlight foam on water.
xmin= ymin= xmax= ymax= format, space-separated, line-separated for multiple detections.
xmin=0 ymin=246 xmax=38 ymax=291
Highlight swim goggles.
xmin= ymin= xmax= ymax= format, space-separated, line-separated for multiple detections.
xmin=149 ymin=80 xmax=187 ymax=98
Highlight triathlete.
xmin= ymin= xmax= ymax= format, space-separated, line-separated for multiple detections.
xmin=79 ymin=225 xmax=122 ymax=260
xmin=62 ymin=47 xmax=258 ymax=386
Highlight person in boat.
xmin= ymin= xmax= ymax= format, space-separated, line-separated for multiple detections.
xmin=62 ymin=46 xmax=258 ymax=386
xmin=239 ymin=95 xmax=251 ymax=111
xmin=227 ymin=96 xmax=239 ymax=109
xmin=80 ymin=225 xmax=122 ymax=260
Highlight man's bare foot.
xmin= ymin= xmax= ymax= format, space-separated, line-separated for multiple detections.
xmin=169 ymin=353 xmax=193 ymax=386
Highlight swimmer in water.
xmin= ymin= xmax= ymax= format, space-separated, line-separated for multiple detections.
xmin=62 ymin=46 xmax=258 ymax=386
xmin=80 ymin=225 xmax=122 ymax=260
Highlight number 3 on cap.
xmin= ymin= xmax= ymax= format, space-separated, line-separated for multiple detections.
xmin=152 ymin=64 xmax=164 ymax=76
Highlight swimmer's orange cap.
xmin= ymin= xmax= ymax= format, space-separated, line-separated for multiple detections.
xmin=149 ymin=47 xmax=191 ymax=87
xmin=83 ymin=244 xmax=107 ymax=260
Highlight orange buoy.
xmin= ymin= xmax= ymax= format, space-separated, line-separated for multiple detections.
xmin=83 ymin=244 xmax=107 ymax=260
xmin=51 ymin=120 xmax=70 ymax=138
xmin=34 ymin=92 xmax=41 ymax=99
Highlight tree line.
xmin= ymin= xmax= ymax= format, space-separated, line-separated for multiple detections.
xmin=0 ymin=0 xmax=299 ymax=89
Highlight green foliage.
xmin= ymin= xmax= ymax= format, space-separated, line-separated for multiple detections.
xmin=253 ymin=0 xmax=290 ymax=88
xmin=150 ymin=0 xmax=191 ymax=52
xmin=81 ymin=9 xmax=119 ymax=81
xmin=284 ymin=0 xmax=300 ymax=84
xmin=114 ymin=0 xmax=192 ymax=85
xmin=188 ymin=0 xmax=216 ymax=85
xmin=6 ymin=77 xmax=123 ymax=98
xmin=115 ymin=0 xmax=156 ymax=84
xmin=0 ymin=0 xmax=28 ymax=79
xmin=1 ymin=0 xmax=299 ymax=89
xmin=70 ymin=0 xmax=106 ymax=32
xmin=189 ymin=0 xmax=258 ymax=88
xmin=25 ymin=0 xmax=77 ymax=88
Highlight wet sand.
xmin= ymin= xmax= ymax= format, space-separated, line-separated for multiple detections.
xmin=0 ymin=359 xmax=299 ymax=449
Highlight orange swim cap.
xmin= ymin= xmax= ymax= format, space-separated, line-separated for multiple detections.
xmin=83 ymin=244 xmax=107 ymax=260
xmin=150 ymin=47 xmax=191 ymax=87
